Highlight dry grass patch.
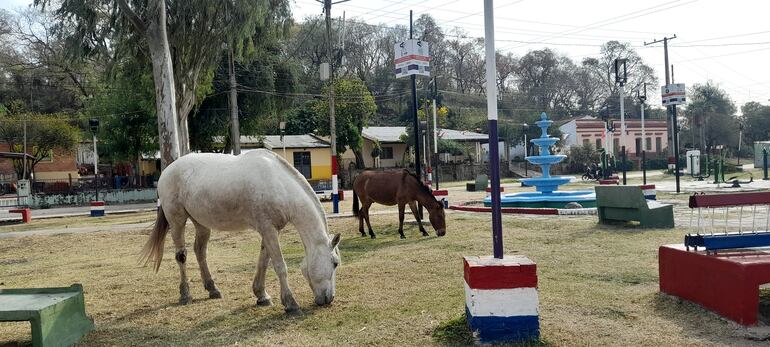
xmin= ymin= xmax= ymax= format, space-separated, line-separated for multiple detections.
xmin=0 ymin=212 xmax=764 ymax=346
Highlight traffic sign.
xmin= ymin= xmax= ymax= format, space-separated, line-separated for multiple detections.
xmin=661 ymin=83 xmax=686 ymax=105
xmin=394 ymin=39 xmax=430 ymax=78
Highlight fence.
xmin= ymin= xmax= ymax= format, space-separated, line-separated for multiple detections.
xmin=31 ymin=175 xmax=156 ymax=195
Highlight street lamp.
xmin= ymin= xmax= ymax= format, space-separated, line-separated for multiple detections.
xmin=522 ymin=123 xmax=529 ymax=177
xmin=89 ymin=119 xmax=100 ymax=201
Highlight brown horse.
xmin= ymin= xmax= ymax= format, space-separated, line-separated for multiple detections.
xmin=352 ymin=169 xmax=446 ymax=239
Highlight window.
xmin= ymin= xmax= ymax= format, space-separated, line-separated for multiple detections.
xmin=293 ymin=152 xmax=312 ymax=178
xmin=381 ymin=146 xmax=394 ymax=159
xmin=582 ymin=139 xmax=590 ymax=147
xmin=595 ymin=138 xmax=602 ymax=149
xmin=635 ymin=138 xmax=642 ymax=154
xmin=656 ymin=137 xmax=662 ymax=152
xmin=645 ymin=138 xmax=652 ymax=151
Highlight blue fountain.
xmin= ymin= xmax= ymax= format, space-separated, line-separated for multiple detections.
xmin=484 ymin=112 xmax=596 ymax=208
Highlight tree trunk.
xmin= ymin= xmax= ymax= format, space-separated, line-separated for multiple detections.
xmin=141 ymin=0 xmax=180 ymax=169
xmin=175 ymin=85 xmax=196 ymax=155
xmin=353 ymin=149 xmax=365 ymax=169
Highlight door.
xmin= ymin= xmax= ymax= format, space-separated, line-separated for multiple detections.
xmin=293 ymin=152 xmax=312 ymax=178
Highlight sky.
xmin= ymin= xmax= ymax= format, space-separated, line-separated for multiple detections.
xmin=291 ymin=0 xmax=770 ymax=113
xmin=3 ymin=0 xmax=769 ymax=113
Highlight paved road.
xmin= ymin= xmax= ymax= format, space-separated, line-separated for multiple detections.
xmin=0 ymin=202 xmax=157 ymax=222
xmin=0 ymin=209 xmax=398 ymax=239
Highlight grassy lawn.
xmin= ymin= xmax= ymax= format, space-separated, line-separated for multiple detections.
xmin=0 ymin=209 xmax=764 ymax=346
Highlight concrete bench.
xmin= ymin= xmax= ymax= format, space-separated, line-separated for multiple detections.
xmin=595 ymin=185 xmax=674 ymax=228
xmin=0 ymin=284 xmax=93 ymax=347
xmin=0 ymin=284 xmax=94 ymax=347
xmin=0 ymin=208 xmax=31 ymax=223
xmin=659 ymin=244 xmax=770 ymax=325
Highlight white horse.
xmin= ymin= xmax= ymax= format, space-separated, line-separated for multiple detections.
xmin=141 ymin=150 xmax=341 ymax=313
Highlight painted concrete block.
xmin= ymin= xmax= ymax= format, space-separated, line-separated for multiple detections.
xmin=463 ymin=255 xmax=540 ymax=344
xmin=90 ymin=201 xmax=105 ymax=217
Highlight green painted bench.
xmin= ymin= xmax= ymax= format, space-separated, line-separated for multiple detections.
xmin=595 ymin=185 xmax=674 ymax=228
xmin=0 ymin=284 xmax=93 ymax=347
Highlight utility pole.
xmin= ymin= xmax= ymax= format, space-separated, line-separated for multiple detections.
xmin=431 ymin=76 xmax=439 ymax=189
xmin=409 ymin=10 xmax=421 ymax=184
xmin=229 ymin=47 xmax=241 ymax=155
xmin=319 ymin=0 xmax=350 ymax=214
xmin=615 ymin=58 xmax=628 ymax=185
xmin=638 ymin=83 xmax=647 ymax=184
xmin=644 ymin=35 xmax=676 ymax=165
xmin=408 ymin=10 xmax=423 ymax=218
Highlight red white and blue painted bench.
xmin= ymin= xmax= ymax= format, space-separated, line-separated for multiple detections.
xmin=660 ymin=191 xmax=770 ymax=325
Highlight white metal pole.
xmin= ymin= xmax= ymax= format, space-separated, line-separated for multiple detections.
xmin=432 ymin=99 xmax=438 ymax=153
xmin=93 ymin=133 xmax=99 ymax=201
xmin=22 ymin=118 xmax=27 ymax=180
xmin=484 ymin=0 xmax=503 ymax=258
xmin=620 ymin=83 xmax=625 ymax=151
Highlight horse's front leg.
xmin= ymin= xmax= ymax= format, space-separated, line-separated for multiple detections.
xmin=252 ymin=242 xmax=272 ymax=306
xmin=259 ymin=228 xmax=301 ymax=314
xmin=408 ymin=201 xmax=429 ymax=236
xmin=398 ymin=203 xmax=406 ymax=239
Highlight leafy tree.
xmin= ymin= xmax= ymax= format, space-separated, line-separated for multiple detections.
xmin=86 ymin=59 xmax=157 ymax=172
xmin=741 ymin=102 xmax=770 ymax=146
xmin=683 ymin=82 xmax=738 ymax=152
xmin=0 ymin=113 xmax=80 ymax=178
xmin=38 ymin=0 xmax=292 ymax=166
xmin=313 ymin=78 xmax=376 ymax=168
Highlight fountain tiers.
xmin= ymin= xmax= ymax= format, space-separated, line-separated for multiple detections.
xmin=484 ymin=112 xmax=597 ymax=208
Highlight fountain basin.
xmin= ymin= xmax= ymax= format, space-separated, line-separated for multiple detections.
xmin=526 ymin=155 xmax=567 ymax=166
xmin=520 ymin=176 xmax=573 ymax=193
xmin=483 ymin=190 xmax=597 ymax=208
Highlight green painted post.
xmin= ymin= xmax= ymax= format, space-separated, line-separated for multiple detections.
xmin=600 ymin=149 xmax=608 ymax=179
xmin=762 ymin=147 xmax=770 ymax=181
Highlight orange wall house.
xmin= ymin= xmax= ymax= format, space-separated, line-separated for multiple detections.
xmin=0 ymin=143 xmax=79 ymax=181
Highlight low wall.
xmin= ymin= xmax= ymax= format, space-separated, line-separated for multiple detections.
xmin=30 ymin=188 xmax=157 ymax=208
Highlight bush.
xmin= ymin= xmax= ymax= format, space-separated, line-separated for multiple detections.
xmin=564 ymin=143 xmax=600 ymax=174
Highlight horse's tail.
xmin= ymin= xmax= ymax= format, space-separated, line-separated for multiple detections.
xmin=352 ymin=188 xmax=360 ymax=217
xmin=141 ymin=206 xmax=170 ymax=272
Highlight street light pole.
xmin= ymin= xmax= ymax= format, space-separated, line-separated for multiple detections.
xmin=89 ymin=119 xmax=100 ymax=202
xmin=523 ymin=123 xmax=528 ymax=177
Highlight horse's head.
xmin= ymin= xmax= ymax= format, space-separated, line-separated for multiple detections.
xmin=428 ymin=202 xmax=446 ymax=237
xmin=301 ymin=233 xmax=341 ymax=306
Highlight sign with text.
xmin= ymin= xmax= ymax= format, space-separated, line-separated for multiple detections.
xmin=394 ymin=39 xmax=430 ymax=78
xmin=661 ymin=83 xmax=686 ymax=105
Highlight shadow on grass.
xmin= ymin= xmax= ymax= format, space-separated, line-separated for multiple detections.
xmin=432 ymin=314 xmax=553 ymax=347
xmin=83 ymin=301 xmax=324 ymax=346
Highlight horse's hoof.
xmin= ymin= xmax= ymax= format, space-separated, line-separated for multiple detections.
xmin=285 ymin=307 xmax=304 ymax=316
xmin=257 ymin=297 xmax=273 ymax=306
xmin=179 ymin=296 xmax=193 ymax=305
xmin=400 ymin=235 xmax=406 ymax=239
xmin=209 ymin=291 xmax=222 ymax=299
xmin=370 ymin=235 xmax=376 ymax=239
xmin=360 ymin=233 xmax=367 ymax=237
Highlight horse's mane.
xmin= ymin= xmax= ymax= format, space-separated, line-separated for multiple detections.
xmin=266 ymin=150 xmax=329 ymax=229
xmin=402 ymin=169 xmax=440 ymax=205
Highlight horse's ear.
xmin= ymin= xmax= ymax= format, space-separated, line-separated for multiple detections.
xmin=331 ymin=233 xmax=341 ymax=248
